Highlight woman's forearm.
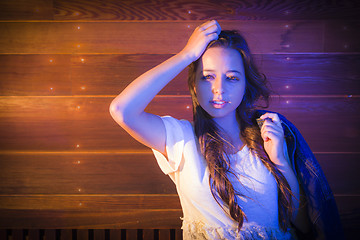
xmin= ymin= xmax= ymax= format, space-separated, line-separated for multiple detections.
xmin=276 ymin=156 xmax=301 ymax=213
xmin=109 ymin=51 xmax=193 ymax=122
xmin=110 ymin=20 xmax=221 ymax=124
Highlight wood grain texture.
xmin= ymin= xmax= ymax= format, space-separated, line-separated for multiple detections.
xmin=1 ymin=229 xmax=186 ymax=240
xmin=1 ymin=53 xmax=359 ymax=96
xmin=1 ymin=20 xmax=355 ymax=54
xmin=0 ymin=97 xmax=358 ymax=152
xmin=28 ymin=229 xmax=40 ymax=240
xmin=126 ymin=229 xmax=137 ymax=240
xmin=0 ymin=0 xmax=53 ymax=20
xmin=0 ymin=209 xmax=183 ymax=228
xmin=0 ymin=153 xmax=175 ymax=194
xmin=44 ymin=229 xmax=56 ymax=240
xmin=0 ymin=0 xmax=359 ymax=234
xmin=94 ymin=229 xmax=105 ymax=240
xmin=109 ymin=229 xmax=122 ymax=240
xmin=324 ymin=21 xmax=360 ymax=52
xmin=159 ymin=229 xmax=171 ymax=240
xmin=0 ymin=196 xmax=358 ymax=231
xmin=0 ymin=195 xmax=181 ymax=209
xmin=142 ymin=229 xmax=154 ymax=240
xmin=0 ymin=0 xmax=359 ymax=21
xmin=51 ymin=0 xmax=360 ymax=21
xmin=0 ymin=153 xmax=358 ymax=195
xmin=0 ymin=54 xmax=72 ymax=96
xmin=0 ymin=230 xmax=6 ymax=240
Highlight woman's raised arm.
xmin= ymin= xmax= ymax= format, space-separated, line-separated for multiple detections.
xmin=109 ymin=20 xmax=221 ymax=156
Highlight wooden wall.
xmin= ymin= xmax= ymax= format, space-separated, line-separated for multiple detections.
xmin=0 ymin=0 xmax=359 ymax=239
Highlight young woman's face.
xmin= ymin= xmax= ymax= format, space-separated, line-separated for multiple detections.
xmin=194 ymin=47 xmax=246 ymax=120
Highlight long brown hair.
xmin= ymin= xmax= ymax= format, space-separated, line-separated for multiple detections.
xmin=187 ymin=30 xmax=294 ymax=231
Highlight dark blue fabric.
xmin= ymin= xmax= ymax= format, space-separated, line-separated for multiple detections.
xmin=255 ymin=110 xmax=344 ymax=240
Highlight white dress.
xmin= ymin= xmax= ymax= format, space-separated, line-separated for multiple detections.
xmin=152 ymin=116 xmax=295 ymax=240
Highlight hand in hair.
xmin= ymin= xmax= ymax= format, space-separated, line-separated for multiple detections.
xmin=180 ymin=20 xmax=221 ymax=62
xmin=110 ymin=20 xmax=221 ymax=156
xmin=259 ymin=112 xmax=287 ymax=166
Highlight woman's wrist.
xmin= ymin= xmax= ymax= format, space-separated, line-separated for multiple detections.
xmin=177 ymin=49 xmax=198 ymax=64
xmin=271 ymin=154 xmax=291 ymax=169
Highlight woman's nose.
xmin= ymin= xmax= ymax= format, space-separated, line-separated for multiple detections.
xmin=212 ymin=77 xmax=224 ymax=94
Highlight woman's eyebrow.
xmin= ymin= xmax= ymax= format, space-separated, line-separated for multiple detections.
xmin=202 ymin=70 xmax=243 ymax=75
xmin=227 ymin=70 xmax=242 ymax=74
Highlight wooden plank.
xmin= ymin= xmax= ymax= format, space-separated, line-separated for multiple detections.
xmin=1 ymin=0 xmax=358 ymax=21
xmin=109 ymin=229 xmax=121 ymax=240
xmin=0 ymin=209 xmax=183 ymax=229
xmin=142 ymin=229 xmax=154 ymax=240
xmin=335 ymin=195 xmax=360 ymax=240
xmin=175 ymin=229 xmax=183 ymax=240
xmin=0 ymin=21 xmax=332 ymax=54
xmin=268 ymin=96 xmax=360 ymax=152
xmin=0 ymin=195 xmax=181 ymax=209
xmin=0 ymin=153 xmax=176 ymax=194
xmin=126 ymin=229 xmax=137 ymax=240
xmin=0 ymin=53 xmax=359 ymax=96
xmin=44 ymin=229 xmax=56 ymax=240
xmin=0 ymin=0 xmax=53 ymax=20
xmin=69 ymin=54 xmax=189 ymax=96
xmin=28 ymin=229 xmax=40 ymax=240
xmin=0 ymin=96 xmax=358 ymax=152
xmin=0 ymin=96 xmax=79 ymax=151
xmin=60 ymin=229 xmax=73 ymax=240
xmin=317 ymin=153 xmax=360 ymax=195
xmin=0 ymin=197 xmax=357 ymax=232
xmin=51 ymin=0 xmax=360 ymax=21
xmin=159 ymin=229 xmax=171 ymax=240
xmin=77 ymin=229 xmax=88 ymax=240
xmin=12 ymin=229 xmax=23 ymax=240
xmin=0 ymin=152 xmax=358 ymax=195
xmin=324 ymin=21 xmax=360 ymax=52
xmin=257 ymin=54 xmax=360 ymax=95
xmin=0 ymin=54 xmax=72 ymax=96
xmin=94 ymin=229 xmax=105 ymax=240
xmin=0 ymin=230 xmax=7 ymax=240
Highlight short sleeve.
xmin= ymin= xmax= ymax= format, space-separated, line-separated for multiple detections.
xmin=152 ymin=116 xmax=186 ymax=175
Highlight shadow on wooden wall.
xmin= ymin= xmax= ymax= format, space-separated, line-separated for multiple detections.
xmin=0 ymin=0 xmax=359 ymax=239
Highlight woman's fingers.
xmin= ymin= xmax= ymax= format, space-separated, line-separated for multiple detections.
xmin=260 ymin=113 xmax=284 ymax=142
xmin=262 ymin=125 xmax=283 ymax=141
xmin=206 ymin=32 xmax=220 ymax=42
xmin=198 ymin=20 xmax=219 ymax=32
xmin=180 ymin=20 xmax=222 ymax=61
xmin=196 ymin=20 xmax=221 ymax=38
xmin=260 ymin=113 xmax=282 ymax=127
xmin=262 ymin=131 xmax=279 ymax=142
xmin=215 ymin=20 xmax=222 ymax=34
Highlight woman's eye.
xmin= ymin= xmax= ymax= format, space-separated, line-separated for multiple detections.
xmin=201 ymin=75 xmax=214 ymax=81
xmin=227 ymin=76 xmax=239 ymax=81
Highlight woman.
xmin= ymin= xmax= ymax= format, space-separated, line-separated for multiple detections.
xmin=110 ymin=20 xmax=343 ymax=239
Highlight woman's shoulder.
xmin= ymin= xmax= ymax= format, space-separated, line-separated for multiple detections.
xmin=160 ymin=115 xmax=194 ymax=134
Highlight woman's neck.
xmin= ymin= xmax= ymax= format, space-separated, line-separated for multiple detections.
xmin=213 ymin=112 xmax=244 ymax=151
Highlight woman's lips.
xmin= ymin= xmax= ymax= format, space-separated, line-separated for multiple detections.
xmin=210 ymin=100 xmax=228 ymax=108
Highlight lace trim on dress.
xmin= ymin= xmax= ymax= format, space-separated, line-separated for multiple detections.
xmin=181 ymin=218 xmax=295 ymax=240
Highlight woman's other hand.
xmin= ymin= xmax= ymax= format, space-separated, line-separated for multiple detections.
xmin=180 ymin=20 xmax=221 ymax=62
xmin=259 ymin=113 xmax=287 ymax=165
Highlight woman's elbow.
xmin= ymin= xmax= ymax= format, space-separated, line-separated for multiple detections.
xmin=109 ymin=100 xmax=126 ymax=124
